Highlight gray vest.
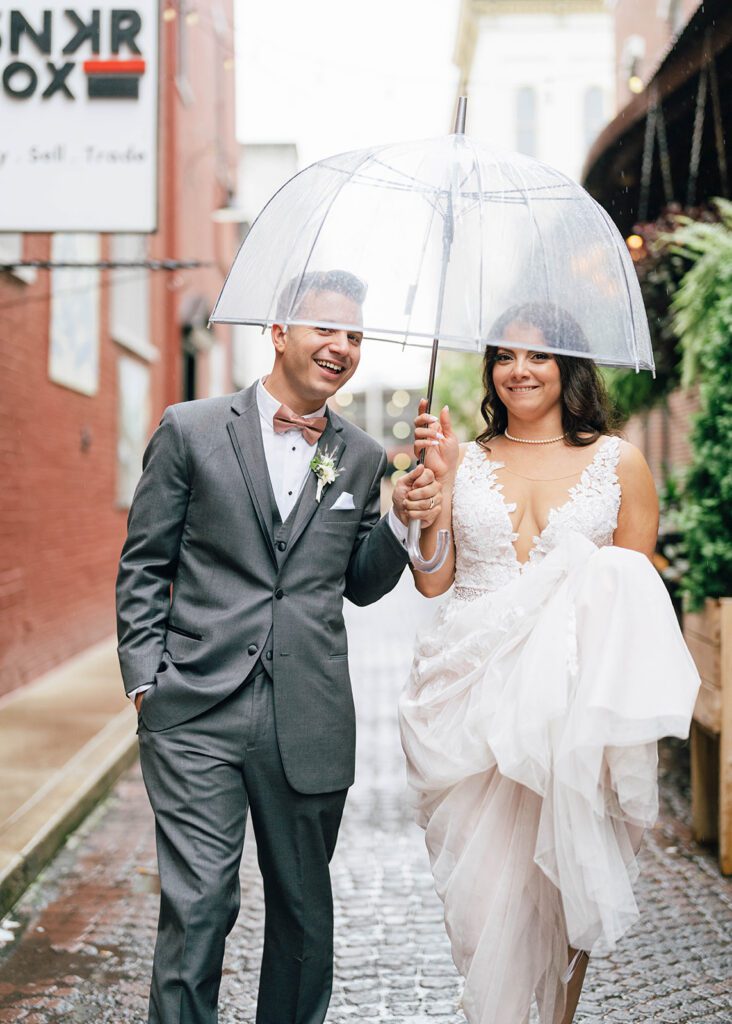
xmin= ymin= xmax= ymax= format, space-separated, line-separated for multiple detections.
xmin=258 ymin=470 xmax=308 ymax=679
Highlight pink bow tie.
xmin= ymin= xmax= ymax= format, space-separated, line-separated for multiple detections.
xmin=273 ymin=404 xmax=327 ymax=446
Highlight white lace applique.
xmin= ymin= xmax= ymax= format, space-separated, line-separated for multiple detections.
xmin=452 ymin=437 xmax=622 ymax=600
xmin=528 ymin=436 xmax=621 ymax=565
xmin=452 ymin=443 xmax=521 ymax=599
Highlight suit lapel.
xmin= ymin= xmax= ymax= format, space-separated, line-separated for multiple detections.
xmin=281 ymin=413 xmax=347 ymax=563
xmin=227 ymin=384 xmax=277 ymax=564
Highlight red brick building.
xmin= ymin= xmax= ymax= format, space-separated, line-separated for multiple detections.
xmin=0 ymin=1 xmax=238 ymax=695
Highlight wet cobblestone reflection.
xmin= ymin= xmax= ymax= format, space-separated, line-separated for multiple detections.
xmin=0 ymin=578 xmax=730 ymax=1022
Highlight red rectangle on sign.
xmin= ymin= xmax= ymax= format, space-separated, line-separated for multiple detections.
xmin=83 ymin=60 xmax=147 ymax=74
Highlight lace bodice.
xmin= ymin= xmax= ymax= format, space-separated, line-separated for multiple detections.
xmin=452 ymin=437 xmax=621 ymax=599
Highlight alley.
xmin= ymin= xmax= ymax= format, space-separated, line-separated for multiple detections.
xmin=0 ymin=577 xmax=730 ymax=1023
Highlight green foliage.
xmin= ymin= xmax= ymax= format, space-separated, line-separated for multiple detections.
xmin=601 ymin=365 xmax=656 ymax=422
xmin=604 ymin=207 xmax=700 ymax=421
xmin=669 ymin=199 xmax=732 ymax=608
xmin=667 ymin=198 xmax=732 ymax=386
xmin=431 ymin=350 xmax=484 ymax=442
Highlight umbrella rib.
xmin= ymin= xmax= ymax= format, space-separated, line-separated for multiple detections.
xmin=282 ymin=149 xmax=378 ymax=325
xmin=593 ymin=199 xmax=646 ymax=373
xmin=465 ymin=135 xmax=486 ymax=341
xmin=400 ymin=147 xmax=446 ymax=349
xmin=314 ymin=160 xmax=578 ymax=203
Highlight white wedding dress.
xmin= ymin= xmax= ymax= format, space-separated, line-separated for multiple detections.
xmin=399 ymin=437 xmax=700 ymax=1024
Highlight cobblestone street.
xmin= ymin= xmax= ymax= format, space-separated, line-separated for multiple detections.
xmin=0 ymin=576 xmax=730 ymax=1023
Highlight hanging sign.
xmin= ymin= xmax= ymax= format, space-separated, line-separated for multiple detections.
xmin=0 ymin=0 xmax=159 ymax=232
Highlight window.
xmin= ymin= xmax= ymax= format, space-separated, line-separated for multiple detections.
xmin=208 ymin=340 xmax=227 ymax=397
xmin=110 ymin=233 xmax=154 ymax=361
xmin=117 ymin=355 xmax=151 ymax=507
xmin=668 ymin=0 xmax=684 ymax=34
xmin=659 ymin=0 xmax=685 ymax=34
xmin=583 ymin=87 xmax=605 ymax=151
xmin=176 ymin=0 xmax=194 ymax=105
xmin=0 ymin=234 xmax=36 ymax=284
xmin=516 ymin=87 xmax=537 ymax=157
xmin=48 ymin=234 xmax=100 ymax=396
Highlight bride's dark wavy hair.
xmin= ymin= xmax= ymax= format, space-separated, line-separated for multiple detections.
xmin=476 ymin=302 xmax=617 ymax=450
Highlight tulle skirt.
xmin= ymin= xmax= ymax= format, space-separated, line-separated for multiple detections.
xmin=399 ymin=533 xmax=700 ymax=1024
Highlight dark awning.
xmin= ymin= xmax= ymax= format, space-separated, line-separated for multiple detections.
xmin=582 ymin=0 xmax=732 ymax=234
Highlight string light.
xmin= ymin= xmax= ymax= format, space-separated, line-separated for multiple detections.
xmin=185 ymin=9 xmax=199 ymax=25
xmin=223 ymin=57 xmax=234 ymax=71
xmin=629 ymin=75 xmax=644 ymax=94
xmin=626 ymin=234 xmax=644 ymax=250
xmin=162 ymin=5 xmax=177 ymax=21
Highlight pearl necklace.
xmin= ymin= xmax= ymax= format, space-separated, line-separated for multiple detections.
xmin=504 ymin=430 xmax=566 ymax=445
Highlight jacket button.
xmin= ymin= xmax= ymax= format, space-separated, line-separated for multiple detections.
xmin=247 ymin=644 xmax=257 ymax=656
xmin=277 ymin=541 xmax=286 ymax=551
xmin=275 ymin=588 xmax=284 ymax=599
xmin=265 ymin=651 xmax=273 ymax=661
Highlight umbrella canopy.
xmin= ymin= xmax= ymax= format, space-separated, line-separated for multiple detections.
xmin=210 ymin=133 xmax=653 ymax=372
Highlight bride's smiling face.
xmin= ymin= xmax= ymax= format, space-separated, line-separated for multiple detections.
xmin=491 ymin=321 xmax=562 ymax=418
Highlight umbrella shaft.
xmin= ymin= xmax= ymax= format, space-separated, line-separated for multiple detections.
xmin=417 ymin=336 xmax=440 ymax=468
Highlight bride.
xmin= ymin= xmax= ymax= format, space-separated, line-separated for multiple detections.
xmin=399 ymin=303 xmax=700 ymax=1024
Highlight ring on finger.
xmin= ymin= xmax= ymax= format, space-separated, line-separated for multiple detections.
xmin=428 ymin=496 xmax=435 ymax=509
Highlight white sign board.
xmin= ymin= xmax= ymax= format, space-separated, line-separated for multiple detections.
xmin=0 ymin=1 xmax=159 ymax=232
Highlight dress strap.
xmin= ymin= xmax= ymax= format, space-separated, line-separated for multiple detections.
xmin=592 ymin=435 xmax=621 ymax=474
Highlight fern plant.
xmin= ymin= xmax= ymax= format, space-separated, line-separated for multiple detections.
xmin=669 ymin=199 xmax=732 ymax=609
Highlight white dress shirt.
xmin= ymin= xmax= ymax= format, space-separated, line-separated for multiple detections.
xmin=256 ymin=378 xmax=325 ymax=521
xmin=130 ymin=379 xmax=409 ymax=703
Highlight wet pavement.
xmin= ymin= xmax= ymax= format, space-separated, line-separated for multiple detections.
xmin=0 ymin=576 xmax=731 ymax=1023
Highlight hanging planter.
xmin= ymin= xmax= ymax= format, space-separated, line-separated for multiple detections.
xmin=683 ymin=599 xmax=732 ymax=874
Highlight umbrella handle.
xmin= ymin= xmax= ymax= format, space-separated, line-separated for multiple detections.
xmin=407 ymin=518 xmax=450 ymax=574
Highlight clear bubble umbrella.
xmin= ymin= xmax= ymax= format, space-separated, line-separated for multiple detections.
xmin=210 ymin=98 xmax=653 ymax=572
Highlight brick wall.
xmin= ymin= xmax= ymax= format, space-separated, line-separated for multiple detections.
xmin=0 ymin=0 xmax=237 ymax=697
xmin=0 ymin=235 xmax=128 ymax=691
xmin=623 ymin=386 xmax=699 ymax=486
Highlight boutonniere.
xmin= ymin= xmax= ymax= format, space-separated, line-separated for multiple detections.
xmin=310 ymin=446 xmax=343 ymax=503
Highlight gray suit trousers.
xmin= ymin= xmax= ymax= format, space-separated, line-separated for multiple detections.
xmin=138 ymin=668 xmax=348 ymax=1024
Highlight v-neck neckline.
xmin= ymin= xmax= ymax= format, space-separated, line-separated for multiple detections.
xmin=481 ymin=437 xmax=612 ymax=569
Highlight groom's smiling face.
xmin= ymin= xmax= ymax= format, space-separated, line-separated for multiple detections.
xmin=271 ymin=289 xmax=363 ymax=411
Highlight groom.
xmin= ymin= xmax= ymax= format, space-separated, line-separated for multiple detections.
xmin=116 ymin=269 xmax=441 ymax=1024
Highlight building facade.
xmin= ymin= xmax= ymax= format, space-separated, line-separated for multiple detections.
xmin=586 ymin=1 xmax=714 ymax=483
xmin=610 ymin=0 xmax=700 ymax=110
xmin=453 ymin=0 xmax=614 ymax=179
xmin=0 ymin=0 xmax=238 ymax=695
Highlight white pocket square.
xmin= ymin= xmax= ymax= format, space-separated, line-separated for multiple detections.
xmin=329 ymin=492 xmax=356 ymax=510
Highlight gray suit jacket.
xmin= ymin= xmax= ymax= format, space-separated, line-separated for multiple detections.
xmin=116 ymin=382 xmax=409 ymax=794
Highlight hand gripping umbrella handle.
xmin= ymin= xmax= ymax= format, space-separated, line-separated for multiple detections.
xmin=407 ymin=518 xmax=450 ymax=574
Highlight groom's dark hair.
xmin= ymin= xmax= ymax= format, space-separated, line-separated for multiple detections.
xmin=477 ymin=302 xmax=617 ymax=450
xmin=275 ymin=269 xmax=367 ymax=323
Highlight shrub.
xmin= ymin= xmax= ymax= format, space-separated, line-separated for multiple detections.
xmin=669 ymin=199 xmax=732 ymax=609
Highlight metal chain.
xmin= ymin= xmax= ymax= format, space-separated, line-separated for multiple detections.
xmin=655 ymin=98 xmax=674 ymax=205
xmin=687 ymin=65 xmax=708 ymax=207
xmin=638 ymin=90 xmax=658 ymax=223
xmin=708 ymin=50 xmax=730 ymax=198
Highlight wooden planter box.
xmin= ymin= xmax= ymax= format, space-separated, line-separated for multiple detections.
xmin=683 ymin=597 xmax=732 ymax=875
